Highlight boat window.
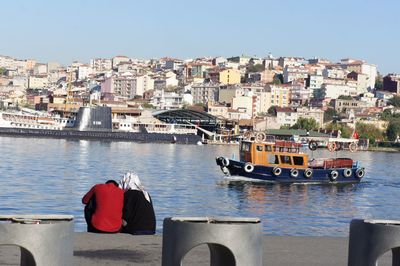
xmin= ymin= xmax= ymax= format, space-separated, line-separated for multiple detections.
xmin=265 ymin=145 xmax=272 ymax=152
xmin=267 ymin=154 xmax=279 ymax=164
xmin=256 ymin=145 xmax=263 ymax=152
xmin=241 ymin=142 xmax=251 ymax=152
xmin=293 ymin=156 xmax=304 ymax=166
xmin=280 ymin=155 xmax=292 ymax=165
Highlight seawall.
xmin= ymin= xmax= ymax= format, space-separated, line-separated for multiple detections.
xmin=0 ymin=233 xmax=392 ymax=265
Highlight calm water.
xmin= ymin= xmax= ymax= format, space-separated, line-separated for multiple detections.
xmin=0 ymin=136 xmax=399 ymax=236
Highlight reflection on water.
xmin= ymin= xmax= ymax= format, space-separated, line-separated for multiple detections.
xmin=0 ymin=136 xmax=400 ymax=236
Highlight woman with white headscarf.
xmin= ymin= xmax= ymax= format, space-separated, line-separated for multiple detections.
xmin=119 ymin=172 xmax=156 ymax=235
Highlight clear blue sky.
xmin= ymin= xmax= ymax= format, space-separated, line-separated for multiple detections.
xmin=0 ymin=0 xmax=398 ymax=74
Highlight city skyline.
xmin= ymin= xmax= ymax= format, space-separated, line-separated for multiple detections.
xmin=0 ymin=0 xmax=399 ymax=74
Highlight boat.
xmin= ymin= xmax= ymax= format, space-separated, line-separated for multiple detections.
xmin=215 ymin=137 xmax=365 ymax=184
xmin=0 ymin=106 xmax=202 ymax=144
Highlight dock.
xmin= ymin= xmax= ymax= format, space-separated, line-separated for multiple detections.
xmin=0 ymin=233 xmax=392 ymax=265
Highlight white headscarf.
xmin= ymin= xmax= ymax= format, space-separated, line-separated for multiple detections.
xmin=119 ymin=172 xmax=150 ymax=202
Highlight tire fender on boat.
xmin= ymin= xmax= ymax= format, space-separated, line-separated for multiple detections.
xmin=290 ymin=168 xmax=299 ymax=178
xmin=304 ymin=168 xmax=313 ymax=179
xmin=330 ymin=170 xmax=339 ymax=181
xmin=349 ymin=142 xmax=358 ymax=152
xmin=221 ymin=157 xmax=230 ymax=167
xmin=244 ymin=163 xmax=254 ymax=173
xmin=255 ymin=132 xmax=266 ymax=142
xmin=356 ymin=168 xmax=365 ymax=179
xmin=273 ymin=167 xmax=282 ymax=176
xmin=343 ymin=168 xmax=352 ymax=178
xmin=308 ymin=141 xmax=318 ymax=151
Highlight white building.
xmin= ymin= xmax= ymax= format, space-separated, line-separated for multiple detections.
xmin=232 ymin=95 xmax=254 ymax=118
xmin=77 ymin=65 xmax=93 ymax=80
xmin=317 ymin=83 xmax=358 ymax=99
xmin=283 ymin=65 xmax=309 ymax=83
xmin=152 ymin=90 xmax=184 ymax=109
xmin=90 ymin=58 xmax=113 ymax=72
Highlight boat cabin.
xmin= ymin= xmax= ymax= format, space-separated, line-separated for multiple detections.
xmin=239 ymin=140 xmax=309 ymax=169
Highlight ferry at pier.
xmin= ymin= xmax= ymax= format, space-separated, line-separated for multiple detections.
xmin=216 ymin=136 xmax=365 ymax=184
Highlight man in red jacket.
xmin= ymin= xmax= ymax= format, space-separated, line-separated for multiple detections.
xmin=82 ymin=180 xmax=124 ymax=233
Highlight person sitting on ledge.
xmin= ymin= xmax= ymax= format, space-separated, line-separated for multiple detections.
xmin=82 ymin=179 xmax=124 ymax=233
xmin=119 ymin=172 xmax=156 ymax=235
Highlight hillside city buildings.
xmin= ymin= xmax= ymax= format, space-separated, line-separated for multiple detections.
xmin=0 ymin=52 xmax=397 ymax=133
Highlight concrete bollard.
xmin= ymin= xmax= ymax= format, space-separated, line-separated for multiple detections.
xmin=0 ymin=214 xmax=74 ymax=266
xmin=348 ymin=219 xmax=400 ymax=266
xmin=162 ymin=216 xmax=262 ymax=266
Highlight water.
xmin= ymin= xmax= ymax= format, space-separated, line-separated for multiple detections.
xmin=0 ymin=136 xmax=399 ymax=236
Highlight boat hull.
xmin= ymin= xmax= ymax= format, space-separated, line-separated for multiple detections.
xmin=216 ymin=157 xmax=364 ymax=184
xmin=0 ymin=127 xmax=202 ymax=144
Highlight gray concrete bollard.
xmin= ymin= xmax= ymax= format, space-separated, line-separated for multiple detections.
xmin=162 ymin=216 xmax=262 ymax=266
xmin=0 ymin=214 xmax=74 ymax=266
xmin=348 ymin=219 xmax=400 ymax=266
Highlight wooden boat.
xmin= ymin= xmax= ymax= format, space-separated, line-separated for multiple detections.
xmin=215 ymin=139 xmax=365 ymax=184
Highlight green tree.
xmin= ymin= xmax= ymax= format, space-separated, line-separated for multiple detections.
xmin=291 ymin=117 xmax=319 ymax=131
xmin=247 ymin=64 xmax=265 ymax=73
xmin=324 ymin=108 xmax=338 ymax=122
xmin=267 ymin=106 xmax=277 ymax=116
xmin=375 ymin=72 xmax=383 ymax=90
xmin=338 ymin=95 xmax=353 ymax=100
xmin=386 ymin=120 xmax=400 ymax=141
xmin=380 ymin=109 xmax=393 ymax=121
xmin=325 ymin=122 xmax=353 ymax=138
xmin=0 ymin=67 xmax=6 ymax=75
xmin=356 ymin=122 xmax=383 ymax=144
xmin=388 ymin=95 xmax=400 ymax=107
xmin=272 ymin=74 xmax=283 ymax=84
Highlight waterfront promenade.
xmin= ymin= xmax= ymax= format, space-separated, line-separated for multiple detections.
xmin=0 ymin=233 xmax=392 ymax=265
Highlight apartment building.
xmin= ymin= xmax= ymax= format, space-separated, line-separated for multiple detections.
xmin=191 ymin=82 xmax=220 ymax=104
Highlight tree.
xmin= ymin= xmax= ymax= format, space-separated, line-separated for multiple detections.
xmin=338 ymin=95 xmax=353 ymax=100
xmin=0 ymin=67 xmax=6 ymax=75
xmin=388 ymin=95 xmax=400 ymax=108
xmin=267 ymin=106 xmax=277 ymax=116
xmin=325 ymin=122 xmax=353 ymax=138
xmin=386 ymin=120 xmax=400 ymax=141
xmin=291 ymin=117 xmax=318 ymax=131
xmin=375 ymin=72 xmax=383 ymax=90
xmin=247 ymin=64 xmax=265 ymax=73
xmin=324 ymin=108 xmax=338 ymax=122
xmin=356 ymin=122 xmax=383 ymax=144
xmin=272 ymin=74 xmax=283 ymax=84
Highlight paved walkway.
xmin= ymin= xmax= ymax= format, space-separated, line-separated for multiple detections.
xmin=0 ymin=233 xmax=392 ymax=265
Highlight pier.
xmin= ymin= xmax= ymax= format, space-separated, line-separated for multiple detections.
xmin=0 ymin=233 xmax=392 ymax=265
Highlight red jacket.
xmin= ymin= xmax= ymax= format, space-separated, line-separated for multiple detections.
xmin=82 ymin=183 xmax=124 ymax=232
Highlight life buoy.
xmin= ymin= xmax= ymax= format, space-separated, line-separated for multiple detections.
xmin=304 ymin=168 xmax=313 ymax=179
xmin=327 ymin=142 xmax=337 ymax=152
xmin=255 ymin=132 xmax=266 ymax=142
xmin=330 ymin=170 xmax=339 ymax=181
xmin=221 ymin=157 xmax=230 ymax=167
xmin=273 ymin=167 xmax=282 ymax=176
xmin=244 ymin=163 xmax=254 ymax=173
xmin=308 ymin=141 xmax=318 ymax=151
xmin=290 ymin=168 xmax=299 ymax=178
xmin=356 ymin=168 xmax=365 ymax=179
xmin=343 ymin=168 xmax=352 ymax=178
xmin=349 ymin=142 xmax=358 ymax=152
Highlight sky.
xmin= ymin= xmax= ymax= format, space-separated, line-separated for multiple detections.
xmin=0 ymin=0 xmax=399 ymax=74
